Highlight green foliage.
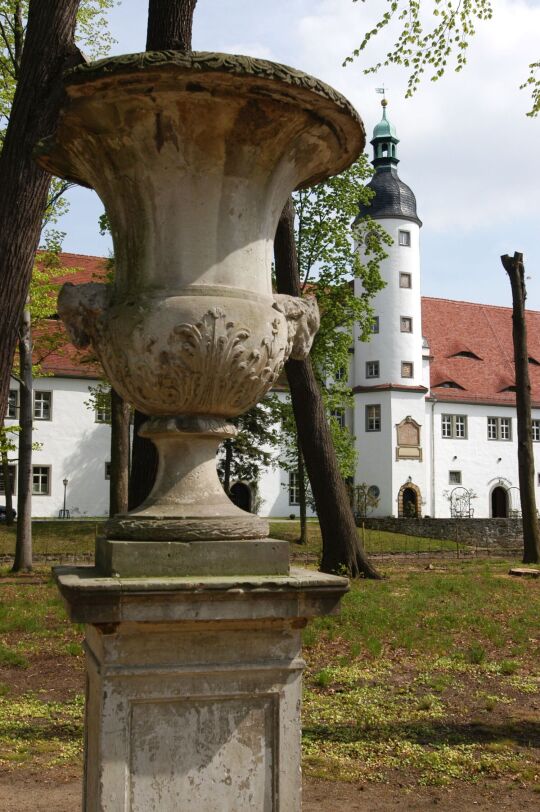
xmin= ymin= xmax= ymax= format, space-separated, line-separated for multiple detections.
xmin=346 ymin=0 xmax=538 ymax=116
xmin=277 ymin=158 xmax=390 ymax=493
xmin=217 ymin=399 xmax=281 ymax=493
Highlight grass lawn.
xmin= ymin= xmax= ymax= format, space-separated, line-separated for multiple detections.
xmin=0 ymin=555 xmax=538 ymax=794
xmin=0 ymin=518 xmax=461 ymax=563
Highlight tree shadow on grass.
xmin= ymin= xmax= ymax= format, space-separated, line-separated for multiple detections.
xmin=303 ymin=719 xmax=540 ymax=748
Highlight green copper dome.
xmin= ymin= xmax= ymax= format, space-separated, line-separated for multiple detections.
xmin=373 ymin=101 xmax=397 ymax=139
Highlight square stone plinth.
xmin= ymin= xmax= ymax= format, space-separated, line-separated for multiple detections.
xmin=54 ymin=567 xmax=349 ymax=812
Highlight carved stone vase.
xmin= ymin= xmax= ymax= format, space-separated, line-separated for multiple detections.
xmin=37 ymin=52 xmax=364 ymax=576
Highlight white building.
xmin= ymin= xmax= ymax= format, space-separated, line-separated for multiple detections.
xmin=3 ymin=106 xmax=540 ymax=520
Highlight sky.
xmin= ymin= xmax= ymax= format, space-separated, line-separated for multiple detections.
xmin=57 ymin=0 xmax=540 ymax=309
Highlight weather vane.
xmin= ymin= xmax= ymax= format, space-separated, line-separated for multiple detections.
xmin=376 ymin=86 xmax=388 ymax=108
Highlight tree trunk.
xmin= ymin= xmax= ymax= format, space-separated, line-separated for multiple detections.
xmin=1 ymin=447 xmax=15 ymax=526
xmin=501 ymin=252 xmax=540 ymax=564
xmin=128 ymin=1 xmax=200 ymax=509
xmin=274 ymin=198 xmax=381 ymax=579
xmin=146 ymin=0 xmax=199 ymax=50
xmin=0 ymin=0 xmax=82 ymax=424
xmin=109 ymin=388 xmax=130 ymax=516
xmin=12 ymin=307 xmax=32 ymax=572
xmin=297 ymin=439 xmax=308 ymax=545
xmin=223 ymin=438 xmax=233 ymax=496
xmin=128 ymin=410 xmax=159 ymax=510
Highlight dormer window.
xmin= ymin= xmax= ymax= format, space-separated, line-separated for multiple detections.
xmin=500 ymin=385 xmax=517 ymax=393
xmin=435 ymin=380 xmax=465 ymax=390
xmin=529 ymin=356 xmax=540 ymax=366
xmin=450 ymin=350 xmax=482 ymax=360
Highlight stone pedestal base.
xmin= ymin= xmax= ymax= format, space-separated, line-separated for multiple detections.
xmin=55 ymin=566 xmax=348 ymax=812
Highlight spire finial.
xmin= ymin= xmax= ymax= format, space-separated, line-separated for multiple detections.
xmin=376 ymin=86 xmax=388 ymax=117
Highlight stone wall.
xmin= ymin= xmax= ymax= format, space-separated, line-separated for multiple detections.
xmin=360 ymin=517 xmax=524 ymax=550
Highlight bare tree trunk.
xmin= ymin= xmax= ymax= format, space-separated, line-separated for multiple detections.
xmin=0 ymin=0 xmax=82 ymax=424
xmin=501 ymin=252 xmax=540 ymax=564
xmin=274 ymin=198 xmax=381 ymax=578
xmin=1 ymin=447 xmax=15 ymax=526
xmin=109 ymin=388 xmax=130 ymax=516
xmin=146 ymin=0 xmax=199 ymax=50
xmin=129 ymin=0 xmax=200 ymax=509
xmin=222 ymin=438 xmax=233 ymax=497
xmin=12 ymin=307 xmax=32 ymax=572
xmin=297 ymin=439 xmax=308 ymax=545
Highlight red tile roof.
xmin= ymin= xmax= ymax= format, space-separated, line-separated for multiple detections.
xmin=37 ymin=255 xmax=540 ymax=405
xmin=422 ymin=297 xmax=540 ymax=407
xmin=37 ymin=254 xmax=108 ymax=379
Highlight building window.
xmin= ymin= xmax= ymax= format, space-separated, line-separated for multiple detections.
xmin=0 ymin=464 xmax=16 ymax=495
xmin=330 ymin=409 xmax=345 ymax=429
xmin=399 ymin=273 xmax=412 ymax=289
xmin=105 ymin=462 xmax=111 ymax=480
xmin=398 ymin=230 xmax=411 ymax=246
xmin=95 ymin=405 xmax=111 ymax=423
xmin=335 ymin=366 xmax=346 ymax=382
xmin=32 ymin=466 xmax=50 ymax=495
xmin=487 ymin=416 xmax=511 ymax=441
xmin=371 ymin=316 xmax=379 ymax=334
xmin=7 ymin=390 xmax=18 ymax=419
xmin=366 ymin=360 xmax=380 ymax=379
xmin=401 ymin=361 xmax=413 ymax=379
xmin=441 ymin=414 xmax=467 ymax=439
xmin=366 ymin=404 xmax=381 ymax=432
xmin=400 ymin=316 xmax=413 ymax=333
xmin=449 ymin=471 xmax=462 ymax=485
xmin=289 ymin=472 xmax=300 ymax=506
xmin=532 ymin=420 xmax=540 ymax=442
xmin=34 ymin=391 xmax=52 ymax=421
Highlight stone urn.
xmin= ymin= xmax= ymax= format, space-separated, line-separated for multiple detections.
xmin=37 ymin=52 xmax=364 ymax=575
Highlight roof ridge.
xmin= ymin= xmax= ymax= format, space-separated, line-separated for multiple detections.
xmin=422 ymin=295 xmax=540 ymax=315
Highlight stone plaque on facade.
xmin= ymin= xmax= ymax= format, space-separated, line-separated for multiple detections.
xmin=396 ymin=416 xmax=422 ymax=460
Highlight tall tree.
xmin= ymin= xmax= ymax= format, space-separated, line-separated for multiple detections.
xmin=275 ymin=199 xmax=382 ymax=579
xmin=501 ymin=253 xmax=540 ymax=564
xmin=0 ymin=0 xmax=114 ymax=433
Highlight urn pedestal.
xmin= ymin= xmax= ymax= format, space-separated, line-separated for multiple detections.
xmin=41 ymin=51 xmax=364 ymax=811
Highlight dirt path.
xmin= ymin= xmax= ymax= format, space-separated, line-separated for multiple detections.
xmin=1 ymin=774 xmax=538 ymax=811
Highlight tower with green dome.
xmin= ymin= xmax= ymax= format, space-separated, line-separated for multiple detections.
xmin=353 ymin=97 xmax=427 ymax=518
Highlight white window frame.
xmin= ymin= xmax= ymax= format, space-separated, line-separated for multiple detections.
xmin=487 ymin=416 xmax=512 ymax=441
xmin=330 ymin=409 xmax=345 ymax=429
xmin=441 ymin=414 xmax=467 ymax=439
xmin=449 ymin=470 xmax=462 ymax=485
xmin=95 ymin=405 xmax=111 ymax=424
xmin=371 ymin=316 xmax=380 ymax=334
xmin=32 ymin=465 xmax=51 ymax=496
xmin=532 ymin=419 xmax=540 ymax=442
xmin=366 ymin=404 xmax=381 ymax=432
xmin=7 ymin=390 xmax=18 ymax=419
xmin=366 ymin=360 xmax=380 ymax=379
xmin=105 ymin=461 xmax=111 ymax=480
xmin=288 ymin=471 xmax=300 ymax=506
xmin=398 ymin=230 xmax=411 ymax=246
xmin=33 ymin=391 xmax=52 ymax=421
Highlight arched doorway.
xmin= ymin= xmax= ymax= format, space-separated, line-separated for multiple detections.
xmin=229 ymin=482 xmax=252 ymax=512
xmin=491 ymin=486 xmax=508 ymax=518
xmin=402 ymin=487 xmax=418 ymax=518
xmin=398 ymin=480 xmax=422 ymax=518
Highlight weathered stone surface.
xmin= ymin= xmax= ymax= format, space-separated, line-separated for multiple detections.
xmin=96 ymin=537 xmax=290 ymax=577
xmin=38 ymin=51 xmax=364 ymax=544
xmin=54 ymin=567 xmax=349 ymax=811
